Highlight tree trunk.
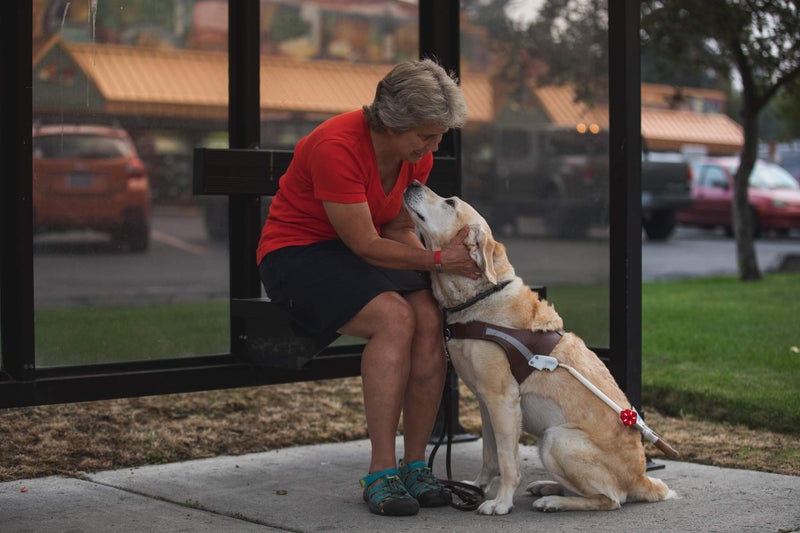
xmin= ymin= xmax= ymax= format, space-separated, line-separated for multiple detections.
xmin=733 ymin=94 xmax=762 ymax=282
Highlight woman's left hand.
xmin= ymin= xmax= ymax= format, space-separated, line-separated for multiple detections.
xmin=440 ymin=226 xmax=481 ymax=279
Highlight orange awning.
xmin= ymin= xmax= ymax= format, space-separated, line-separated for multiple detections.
xmin=37 ymin=40 xmax=743 ymax=154
xmin=641 ymin=108 xmax=743 ymax=155
xmin=53 ymin=41 xmax=494 ymax=123
xmin=534 ymin=85 xmax=743 ymax=155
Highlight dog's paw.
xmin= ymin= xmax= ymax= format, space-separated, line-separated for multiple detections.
xmin=477 ymin=498 xmax=514 ymax=516
xmin=526 ymin=480 xmax=564 ymax=497
xmin=532 ymin=496 xmax=565 ymax=512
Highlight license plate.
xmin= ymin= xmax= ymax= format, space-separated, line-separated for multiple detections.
xmin=67 ymin=173 xmax=94 ymax=187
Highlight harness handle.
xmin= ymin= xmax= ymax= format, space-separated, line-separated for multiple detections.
xmin=559 ymin=363 xmax=680 ymax=459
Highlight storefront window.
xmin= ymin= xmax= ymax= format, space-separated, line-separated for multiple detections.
xmin=257 ymin=0 xmax=420 ymax=347
xmin=32 ymin=0 xmax=231 ymax=366
xmin=460 ymin=0 xmax=610 ymax=347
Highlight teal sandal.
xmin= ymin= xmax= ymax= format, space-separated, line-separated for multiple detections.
xmin=360 ymin=468 xmax=420 ymax=516
xmin=400 ymin=461 xmax=450 ymax=507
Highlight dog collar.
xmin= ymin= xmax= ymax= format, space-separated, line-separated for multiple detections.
xmin=442 ymin=280 xmax=513 ymax=315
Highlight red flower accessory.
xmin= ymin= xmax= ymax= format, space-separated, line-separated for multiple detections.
xmin=620 ymin=409 xmax=638 ymax=426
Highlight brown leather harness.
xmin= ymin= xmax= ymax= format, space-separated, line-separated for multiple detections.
xmin=440 ymin=280 xmax=563 ymax=384
xmin=444 ymin=321 xmax=563 ymax=384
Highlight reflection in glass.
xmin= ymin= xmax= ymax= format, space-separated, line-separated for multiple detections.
xmin=460 ymin=0 xmax=610 ymax=347
xmin=32 ymin=0 xmax=231 ymax=366
xmin=29 ymin=0 xmax=610 ymax=368
xmin=257 ymin=1 xmax=421 ymax=348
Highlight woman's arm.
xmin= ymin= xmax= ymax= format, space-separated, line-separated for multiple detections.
xmin=381 ymin=205 xmax=425 ymax=250
xmin=323 ymin=201 xmax=478 ymax=277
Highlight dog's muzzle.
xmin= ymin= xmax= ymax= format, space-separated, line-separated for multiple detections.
xmin=403 ymin=180 xmax=425 ymax=206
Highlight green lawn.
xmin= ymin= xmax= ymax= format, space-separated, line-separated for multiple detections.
xmin=27 ymin=273 xmax=800 ymax=434
xmin=547 ymin=283 xmax=610 ymax=347
xmin=641 ymin=273 xmax=800 ymax=434
xmin=34 ymin=302 xmax=230 ymax=366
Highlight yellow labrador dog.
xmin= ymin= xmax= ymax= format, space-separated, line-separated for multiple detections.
xmin=403 ymin=181 xmax=675 ymax=515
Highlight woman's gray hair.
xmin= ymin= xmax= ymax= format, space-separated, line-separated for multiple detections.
xmin=362 ymin=59 xmax=468 ymax=133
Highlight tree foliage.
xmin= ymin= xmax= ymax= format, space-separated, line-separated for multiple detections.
xmin=642 ymin=0 xmax=800 ymax=281
xmin=466 ymin=0 xmax=800 ymax=281
xmin=773 ymin=81 xmax=800 ymax=139
xmin=463 ymin=0 xmax=609 ymax=102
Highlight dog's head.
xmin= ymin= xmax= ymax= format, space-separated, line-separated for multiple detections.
xmin=403 ymin=180 xmax=499 ymax=284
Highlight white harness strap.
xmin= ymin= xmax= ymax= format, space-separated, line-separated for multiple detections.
xmin=484 ymin=327 xmax=559 ymax=371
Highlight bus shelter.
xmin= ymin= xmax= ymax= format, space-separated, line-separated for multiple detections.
xmin=1 ymin=1 xmax=642 ymax=410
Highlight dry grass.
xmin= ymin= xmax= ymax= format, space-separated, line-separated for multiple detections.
xmin=1 ymin=377 xmax=798 ymax=482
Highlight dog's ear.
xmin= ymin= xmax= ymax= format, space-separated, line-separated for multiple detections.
xmin=467 ymin=224 xmax=498 ymax=284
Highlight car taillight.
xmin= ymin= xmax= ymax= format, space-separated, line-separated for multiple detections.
xmin=126 ymin=158 xmax=146 ymax=179
xmin=582 ymin=165 xmax=595 ymax=186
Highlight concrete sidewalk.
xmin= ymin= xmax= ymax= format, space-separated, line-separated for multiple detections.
xmin=2 ymin=438 xmax=798 ymax=532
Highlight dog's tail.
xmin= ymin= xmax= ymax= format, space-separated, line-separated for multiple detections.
xmin=628 ymin=475 xmax=677 ymax=502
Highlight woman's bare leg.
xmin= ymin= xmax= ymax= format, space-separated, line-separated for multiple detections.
xmin=400 ymin=289 xmax=446 ymax=464
xmin=338 ymin=291 xmax=416 ymax=473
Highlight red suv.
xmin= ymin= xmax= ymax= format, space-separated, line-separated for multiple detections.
xmin=32 ymin=124 xmax=151 ymax=251
xmin=678 ymin=157 xmax=800 ymax=237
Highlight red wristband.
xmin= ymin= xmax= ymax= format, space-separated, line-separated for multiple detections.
xmin=434 ymin=250 xmax=443 ymax=273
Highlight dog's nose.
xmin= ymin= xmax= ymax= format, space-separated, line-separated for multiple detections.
xmin=408 ymin=180 xmax=422 ymax=188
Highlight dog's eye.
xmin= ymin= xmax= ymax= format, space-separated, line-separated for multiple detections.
xmin=445 ymin=199 xmax=456 ymax=208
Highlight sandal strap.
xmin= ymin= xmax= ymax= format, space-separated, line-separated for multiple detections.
xmin=400 ymin=461 xmax=443 ymax=497
xmin=360 ymin=469 xmax=411 ymax=505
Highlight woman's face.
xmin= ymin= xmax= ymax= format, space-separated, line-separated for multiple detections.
xmin=390 ymin=124 xmax=448 ymax=163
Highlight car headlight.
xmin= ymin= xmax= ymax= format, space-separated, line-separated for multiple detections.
xmin=772 ymin=199 xmax=788 ymax=208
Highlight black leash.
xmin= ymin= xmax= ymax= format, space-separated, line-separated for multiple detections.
xmin=427 ymin=357 xmax=485 ymax=511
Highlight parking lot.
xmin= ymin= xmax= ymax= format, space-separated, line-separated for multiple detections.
xmin=31 ymin=206 xmax=800 ymax=309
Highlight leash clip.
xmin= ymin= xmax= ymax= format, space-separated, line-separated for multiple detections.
xmin=528 ymin=354 xmax=559 ymax=371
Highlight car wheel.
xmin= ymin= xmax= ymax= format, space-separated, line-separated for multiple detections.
xmin=115 ymin=209 xmax=149 ymax=252
xmin=643 ymin=209 xmax=676 ymax=241
xmin=724 ymin=208 xmax=761 ymax=239
xmin=487 ymin=205 xmax=519 ymax=236
xmin=202 ymin=197 xmax=228 ymax=242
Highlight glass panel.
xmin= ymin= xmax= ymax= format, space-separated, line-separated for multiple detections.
xmin=258 ymin=1 xmax=420 ymax=347
xmin=460 ymin=0 xmax=610 ymax=347
xmin=32 ymin=0 xmax=230 ymax=366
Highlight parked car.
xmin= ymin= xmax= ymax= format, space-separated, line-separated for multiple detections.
xmin=641 ymin=151 xmax=694 ymax=240
xmin=678 ymin=157 xmax=800 ymax=237
xmin=759 ymin=142 xmax=800 ymax=184
xmin=32 ymin=124 xmax=151 ymax=251
xmin=777 ymin=152 xmax=800 ymax=183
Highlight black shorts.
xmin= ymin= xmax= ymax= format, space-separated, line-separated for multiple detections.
xmin=259 ymin=239 xmax=430 ymax=337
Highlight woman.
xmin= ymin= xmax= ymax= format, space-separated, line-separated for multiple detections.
xmin=257 ymin=59 xmax=478 ymax=517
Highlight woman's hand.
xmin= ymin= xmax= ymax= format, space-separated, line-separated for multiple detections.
xmin=439 ymin=226 xmax=481 ymax=279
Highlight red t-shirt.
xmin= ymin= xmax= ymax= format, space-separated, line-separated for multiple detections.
xmin=256 ymin=110 xmax=433 ymax=264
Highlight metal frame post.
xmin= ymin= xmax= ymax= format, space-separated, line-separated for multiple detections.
xmin=228 ymin=0 xmax=263 ymax=301
xmin=0 ymin=0 xmax=36 ymax=387
xmin=608 ymin=0 xmax=642 ymax=409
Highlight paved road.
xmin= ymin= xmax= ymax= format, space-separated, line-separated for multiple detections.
xmin=642 ymin=226 xmax=799 ymax=280
xmin=32 ymin=207 xmax=800 ymax=308
xmin=33 ymin=206 xmax=228 ymax=308
xmin=498 ymin=224 xmax=799 ymax=285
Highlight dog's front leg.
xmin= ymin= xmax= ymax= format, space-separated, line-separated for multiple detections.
xmin=476 ymin=393 xmax=522 ymax=516
xmin=470 ymin=398 xmax=499 ymax=490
